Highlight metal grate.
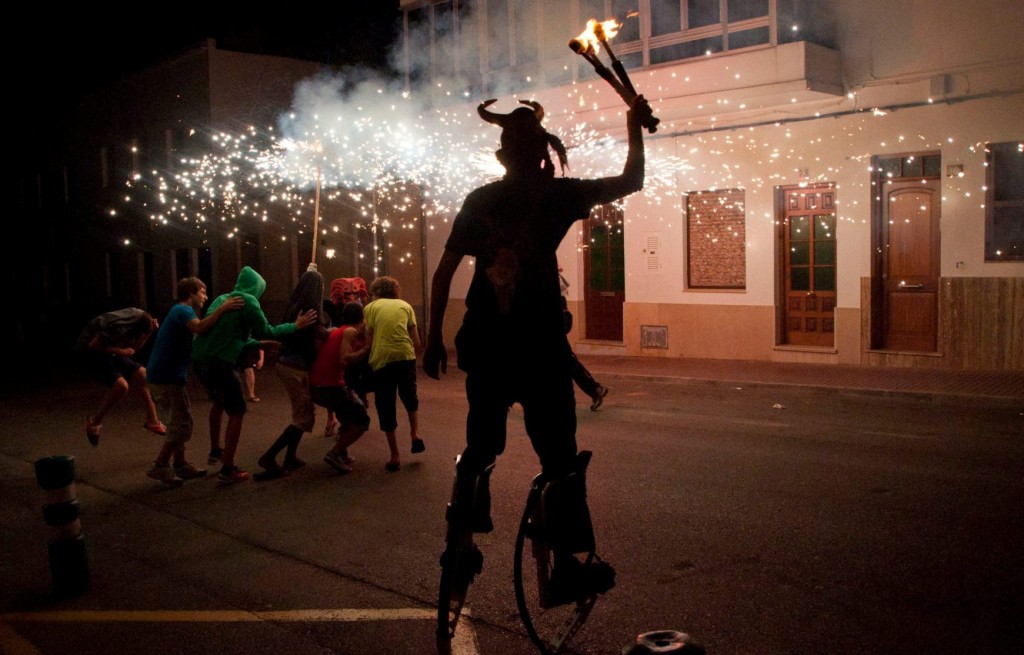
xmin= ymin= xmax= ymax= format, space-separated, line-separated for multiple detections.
xmin=641 ymin=325 xmax=669 ymax=349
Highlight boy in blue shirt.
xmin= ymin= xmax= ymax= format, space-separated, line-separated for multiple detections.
xmin=145 ymin=277 xmax=242 ymax=485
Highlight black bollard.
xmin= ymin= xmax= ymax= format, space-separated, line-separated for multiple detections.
xmin=622 ymin=630 xmax=707 ymax=655
xmin=34 ymin=455 xmax=90 ymax=597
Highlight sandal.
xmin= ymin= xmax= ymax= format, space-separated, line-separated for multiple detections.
xmin=144 ymin=421 xmax=167 ymax=436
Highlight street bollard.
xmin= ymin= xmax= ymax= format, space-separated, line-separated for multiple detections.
xmin=34 ymin=455 xmax=90 ymax=597
xmin=622 ymin=630 xmax=706 ymax=654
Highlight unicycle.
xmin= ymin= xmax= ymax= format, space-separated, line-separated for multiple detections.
xmin=436 ymin=457 xmax=491 ymax=655
xmin=513 ymin=452 xmax=607 ymax=654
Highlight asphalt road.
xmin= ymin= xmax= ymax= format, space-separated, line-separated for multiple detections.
xmin=1 ymin=366 xmax=1022 ymax=654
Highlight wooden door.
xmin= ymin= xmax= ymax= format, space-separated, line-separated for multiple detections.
xmin=583 ymin=205 xmax=624 ymax=342
xmin=882 ymin=180 xmax=940 ymax=351
xmin=780 ymin=185 xmax=837 ymax=347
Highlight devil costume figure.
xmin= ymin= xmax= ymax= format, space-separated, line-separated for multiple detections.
xmin=424 ymin=94 xmax=652 ymax=599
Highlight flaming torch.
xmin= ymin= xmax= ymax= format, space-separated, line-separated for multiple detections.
xmin=569 ymin=19 xmax=659 ymax=133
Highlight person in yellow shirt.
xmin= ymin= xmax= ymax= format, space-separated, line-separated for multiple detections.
xmin=362 ymin=276 xmax=424 ymax=472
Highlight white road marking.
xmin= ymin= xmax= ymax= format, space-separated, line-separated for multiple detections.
xmin=1 ymin=608 xmax=479 ymax=655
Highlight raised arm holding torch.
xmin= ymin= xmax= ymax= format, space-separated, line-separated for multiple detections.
xmin=569 ymin=19 xmax=660 ymax=133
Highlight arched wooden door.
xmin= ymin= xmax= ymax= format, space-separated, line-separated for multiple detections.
xmin=881 ymin=181 xmax=941 ymax=351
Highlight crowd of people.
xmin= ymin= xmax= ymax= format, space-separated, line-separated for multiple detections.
xmin=74 ymin=268 xmax=426 ymax=485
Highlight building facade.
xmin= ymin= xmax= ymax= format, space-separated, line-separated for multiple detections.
xmin=402 ymin=0 xmax=1024 ymax=371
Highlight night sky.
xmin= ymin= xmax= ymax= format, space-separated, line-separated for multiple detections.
xmin=17 ymin=1 xmax=402 ymax=113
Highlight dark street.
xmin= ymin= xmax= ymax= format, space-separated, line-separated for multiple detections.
xmin=2 ymin=361 xmax=1022 ymax=654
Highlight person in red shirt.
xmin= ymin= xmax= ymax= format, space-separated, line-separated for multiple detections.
xmin=310 ymin=302 xmax=372 ymax=474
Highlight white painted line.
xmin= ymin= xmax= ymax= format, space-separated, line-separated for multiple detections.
xmin=1 ymin=608 xmax=480 ymax=655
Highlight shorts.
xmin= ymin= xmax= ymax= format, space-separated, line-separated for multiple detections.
xmin=148 ymin=383 xmax=192 ymax=446
xmin=78 ymin=350 xmax=142 ymax=387
xmin=371 ymin=359 xmax=418 ymax=433
xmin=193 ymin=358 xmax=247 ymax=416
xmin=311 ymin=386 xmax=371 ymax=432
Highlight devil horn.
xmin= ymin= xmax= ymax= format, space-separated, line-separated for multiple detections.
xmin=519 ymin=99 xmax=545 ymax=122
xmin=477 ymin=99 xmax=509 ymax=127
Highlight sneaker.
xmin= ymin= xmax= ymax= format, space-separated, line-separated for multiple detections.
xmin=85 ymin=419 xmax=102 ymax=447
xmin=147 ymin=464 xmax=184 ymax=487
xmin=590 ymin=386 xmax=609 ymax=411
xmin=144 ymin=421 xmax=167 ymax=436
xmin=174 ymin=462 xmax=208 ymax=479
xmin=411 ymin=438 xmax=426 ymax=454
xmin=207 ymin=448 xmax=223 ymax=466
xmin=338 ymin=448 xmax=355 ymax=465
xmin=324 ymin=451 xmax=353 ymax=474
xmin=217 ymin=466 xmax=250 ymax=483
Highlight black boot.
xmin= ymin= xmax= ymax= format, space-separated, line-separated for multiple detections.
xmin=542 ymin=451 xmax=596 ymax=555
xmin=282 ymin=425 xmax=305 ymax=470
xmin=259 ymin=425 xmax=300 ymax=473
xmin=451 ymin=462 xmax=496 ymax=533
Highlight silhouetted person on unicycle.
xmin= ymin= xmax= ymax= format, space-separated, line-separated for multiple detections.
xmin=425 ymin=94 xmax=652 ymax=653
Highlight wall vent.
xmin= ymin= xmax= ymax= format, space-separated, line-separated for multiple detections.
xmin=641 ymin=325 xmax=669 ymax=349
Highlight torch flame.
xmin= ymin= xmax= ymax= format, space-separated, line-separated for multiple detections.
xmin=571 ymin=19 xmax=620 ymax=55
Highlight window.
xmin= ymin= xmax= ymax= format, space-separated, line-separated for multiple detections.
xmin=686 ymin=189 xmax=746 ymax=289
xmin=403 ymin=1 xmax=822 ymax=96
xmin=650 ymin=0 xmax=772 ymax=64
xmin=985 ymin=141 xmax=1024 ymax=261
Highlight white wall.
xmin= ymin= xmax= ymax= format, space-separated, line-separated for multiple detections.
xmin=421 ymin=0 xmax=1024 ymax=316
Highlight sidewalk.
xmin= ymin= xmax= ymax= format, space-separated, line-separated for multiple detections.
xmin=579 ymin=354 xmax=1024 ymax=403
xmin=3 ymin=355 xmax=1023 ymax=405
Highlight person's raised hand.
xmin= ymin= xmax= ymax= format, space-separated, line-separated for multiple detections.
xmin=626 ymin=93 xmax=659 ymax=133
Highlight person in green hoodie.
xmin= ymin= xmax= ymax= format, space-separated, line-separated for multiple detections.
xmin=192 ymin=266 xmax=317 ymax=483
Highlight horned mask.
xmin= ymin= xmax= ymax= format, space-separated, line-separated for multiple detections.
xmin=477 ymin=99 xmax=569 ymax=173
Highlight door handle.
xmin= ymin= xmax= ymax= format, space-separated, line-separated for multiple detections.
xmin=898 ymin=282 xmax=925 ymax=289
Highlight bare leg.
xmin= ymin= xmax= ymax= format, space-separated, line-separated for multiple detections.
xmin=385 ymin=430 xmax=400 ymax=467
xmin=132 ymin=367 xmax=160 ymax=424
xmin=221 ymin=414 xmax=245 ymax=469
xmin=90 ymin=377 xmax=129 ymax=426
xmin=208 ymin=404 xmax=223 ymax=454
xmin=331 ymin=424 xmax=366 ymax=455
xmin=408 ymin=409 xmax=420 ymax=442
xmin=243 ymin=367 xmax=257 ymax=400
xmin=324 ymin=410 xmax=338 ymax=437
xmin=171 ymin=446 xmax=186 ymax=467
xmin=154 ymin=442 xmax=176 ymax=467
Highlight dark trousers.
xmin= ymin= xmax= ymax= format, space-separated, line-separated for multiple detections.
xmin=569 ymin=351 xmax=600 ymax=397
